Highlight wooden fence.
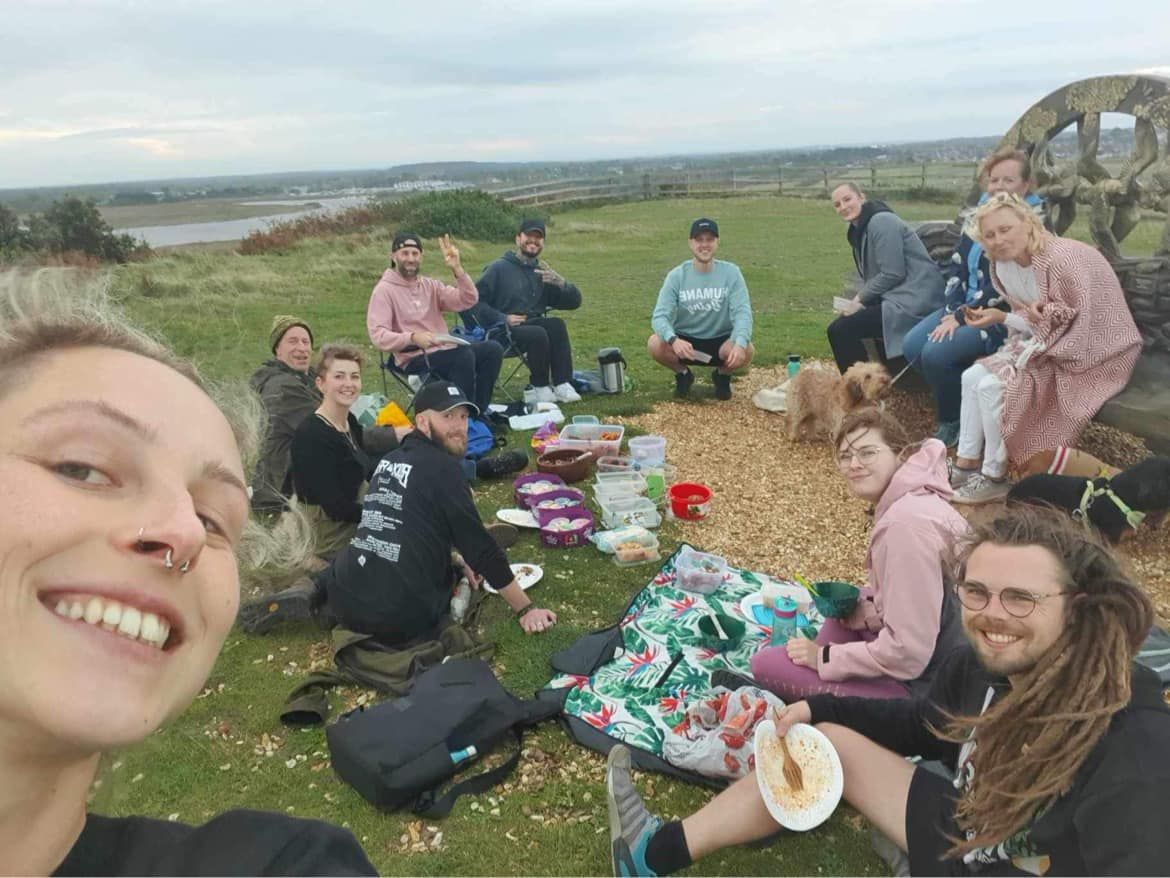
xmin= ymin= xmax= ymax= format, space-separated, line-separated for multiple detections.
xmin=484 ymin=163 xmax=982 ymax=207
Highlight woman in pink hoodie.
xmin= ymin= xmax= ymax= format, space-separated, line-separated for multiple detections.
xmin=750 ymin=407 xmax=969 ymax=699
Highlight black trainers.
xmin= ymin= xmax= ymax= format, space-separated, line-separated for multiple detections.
xmin=476 ymin=450 xmax=528 ymax=479
xmin=713 ymin=371 xmax=732 ymax=400
xmin=239 ymin=576 xmax=324 ymax=634
xmin=674 ymin=368 xmax=694 ymax=398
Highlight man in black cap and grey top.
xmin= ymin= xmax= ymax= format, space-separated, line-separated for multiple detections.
xmin=463 ymin=218 xmax=584 ymax=404
xmin=320 ymin=381 xmax=558 ymax=641
xmin=649 ymin=218 xmax=754 ymax=400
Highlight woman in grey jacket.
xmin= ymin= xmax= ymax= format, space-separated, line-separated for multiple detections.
xmin=827 ymin=184 xmax=944 ymax=372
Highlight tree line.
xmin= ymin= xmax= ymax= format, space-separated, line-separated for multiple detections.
xmin=0 ymin=196 xmax=150 ymax=264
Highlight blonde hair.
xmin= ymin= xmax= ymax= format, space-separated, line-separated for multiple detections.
xmin=966 ymin=192 xmax=1048 ymax=257
xmin=0 ymin=268 xmax=314 ymax=580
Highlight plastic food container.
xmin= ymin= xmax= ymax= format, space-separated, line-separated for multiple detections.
xmin=668 ymin=482 xmax=713 ymax=521
xmin=594 ymin=471 xmax=647 ymax=499
xmin=596 ymin=456 xmax=637 ymax=473
xmin=572 ymin=415 xmax=600 ymax=425
xmin=536 ymin=506 xmax=595 ymax=549
xmin=641 ymin=464 xmax=678 ymax=506
xmin=598 ymin=494 xmax=662 ymax=529
xmin=611 ymin=531 xmax=660 ymax=566
xmin=675 ymin=547 xmax=728 ymax=593
xmin=513 ymin=472 xmax=566 ymax=507
xmin=590 ymin=525 xmax=655 ymax=554
xmin=628 ymin=435 xmax=667 ymax=467
xmin=552 ymin=423 xmax=625 ymax=460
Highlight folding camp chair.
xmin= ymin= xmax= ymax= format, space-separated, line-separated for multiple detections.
xmin=457 ymin=311 xmax=532 ymax=404
xmin=379 ymin=346 xmax=439 ymax=413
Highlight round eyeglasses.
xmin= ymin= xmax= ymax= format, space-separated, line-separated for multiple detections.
xmin=953 ymin=582 xmax=1068 ymax=619
xmin=836 ymin=445 xmax=884 ymax=469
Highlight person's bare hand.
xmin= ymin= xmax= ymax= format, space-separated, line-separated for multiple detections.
xmin=452 ymin=553 xmax=482 ymax=589
xmin=536 ymin=266 xmax=565 ymax=288
xmin=785 ymin=634 xmax=819 ymax=668
xmin=929 ymin=314 xmax=960 ymax=342
xmin=411 ymin=330 xmax=436 ymax=349
xmin=520 ymin=607 xmax=557 ymax=634
xmin=722 ymin=344 xmax=748 ymax=370
xmin=838 ymin=295 xmax=863 ymax=316
xmin=1026 ymin=302 xmax=1045 ymax=323
xmin=506 ymin=314 xmax=527 ymax=326
xmin=772 ymin=701 xmax=812 ymax=737
xmin=963 ymin=307 xmax=1005 ymax=330
xmin=438 ymin=233 xmax=462 ymax=273
xmin=670 ymin=338 xmax=695 ymax=361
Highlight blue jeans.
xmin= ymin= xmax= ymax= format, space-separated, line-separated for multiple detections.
xmin=902 ymin=308 xmax=1005 ymax=423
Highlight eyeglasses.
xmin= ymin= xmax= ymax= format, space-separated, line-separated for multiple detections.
xmin=953 ymin=582 xmax=1069 ymax=619
xmin=836 ymin=445 xmax=885 ymax=469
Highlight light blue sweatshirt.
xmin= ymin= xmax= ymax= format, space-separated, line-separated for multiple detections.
xmin=651 ymin=259 xmax=753 ymax=347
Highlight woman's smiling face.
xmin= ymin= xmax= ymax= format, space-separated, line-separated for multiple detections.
xmin=0 ymin=346 xmax=248 ymax=754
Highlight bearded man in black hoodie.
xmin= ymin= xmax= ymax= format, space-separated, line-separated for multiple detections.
xmin=827 ymin=183 xmax=944 ymax=373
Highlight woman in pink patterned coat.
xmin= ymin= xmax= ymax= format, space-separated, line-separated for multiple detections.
xmin=950 ymin=193 xmax=1141 ymax=504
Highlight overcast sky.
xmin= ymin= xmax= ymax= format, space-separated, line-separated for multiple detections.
xmin=3 ymin=0 xmax=1168 ymax=188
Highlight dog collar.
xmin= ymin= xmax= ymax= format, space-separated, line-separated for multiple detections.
xmin=1076 ymin=480 xmax=1146 ymax=531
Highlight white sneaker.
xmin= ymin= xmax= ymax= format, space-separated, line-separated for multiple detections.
xmin=526 ymin=385 xmax=557 ymax=404
xmin=553 ymin=382 xmax=582 ymax=403
xmin=407 ymin=375 xmax=422 ymax=392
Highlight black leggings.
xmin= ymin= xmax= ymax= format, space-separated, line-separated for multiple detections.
xmin=502 ymin=316 xmax=573 ymax=387
xmin=827 ymin=304 xmax=884 ymax=373
xmin=406 ymin=341 xmax=503 ymax=412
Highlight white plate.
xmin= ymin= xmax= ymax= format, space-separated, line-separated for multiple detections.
xmin=433 ymin=332 xmax=471 ymax=347
xmin=739 ymin=585 xmax=815 ymax=624
xmin=753 ymin=720 xmax=843 ymax=832
xmin=484 ymin=563 xmax=544 ymax=594
xmin=497 ymin=508 xmax=539 ymax=529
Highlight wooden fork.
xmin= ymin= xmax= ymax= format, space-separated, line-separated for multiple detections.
xmin=773 ymin=706 xmax=804 ymax=792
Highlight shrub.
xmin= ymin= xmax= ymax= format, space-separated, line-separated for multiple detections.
xmin=391 ymin=189 xmax=544 ymax=242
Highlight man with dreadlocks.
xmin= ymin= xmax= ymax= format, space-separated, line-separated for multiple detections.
xmin=606 ymin=507 xmax=1170 ymax=876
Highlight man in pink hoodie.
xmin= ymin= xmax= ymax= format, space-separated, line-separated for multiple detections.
xmin=749 ymin=407 xmax=970 ymax=700
xmin=367 ymin=231 xmax=503 ymax=413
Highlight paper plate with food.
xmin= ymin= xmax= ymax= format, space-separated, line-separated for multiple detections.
xmin=483 ymin=563 xmax=544 ymax=594
xmin=496 ymin=508 xmax=539 ymax=529
xmin=753 ymin=720 xmax=843 ymax=831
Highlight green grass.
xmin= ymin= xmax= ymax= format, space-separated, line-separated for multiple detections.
xmin=101 ymin=194 xmax=1163 ymax=875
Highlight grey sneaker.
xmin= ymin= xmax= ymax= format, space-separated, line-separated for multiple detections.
xmin=951 ymin=473 xmax=1011 ymax=505
xmin=948 ymin=460 xmax=978 ymax=489
xmin=606 ymin=745 xmax=662 ymax=877
xmin=870 ymin=827 xmax=911 ymax=877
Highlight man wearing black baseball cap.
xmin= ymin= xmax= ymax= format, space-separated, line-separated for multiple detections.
xmin=462 ymin=217 xmax=584 ymax=405
xmin=321 ymin=380 xmax=557 ymax=641
xmin=649 ymin=218 xmax=754 ymax=400
xmin=367 ymin=231 xmax=504 ymax=416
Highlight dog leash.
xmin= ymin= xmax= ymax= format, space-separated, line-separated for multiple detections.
xmin=1075 ymin=480 xmax=1146 ymax=530
xmin=889 ymin=360 xmax=916 ymax=386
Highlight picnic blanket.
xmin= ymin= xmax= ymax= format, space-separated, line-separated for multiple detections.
xmin=545 ymin=544 xmax=821 ymax=785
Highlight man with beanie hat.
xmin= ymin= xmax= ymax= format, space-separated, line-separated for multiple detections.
xmin=367 ymin=232 xmax=504 ymax=414
xmin=249 ymin=315 xmax=321 ymax=511
xmin=462 ymin=218 xmax=584 ymax=404
xmin=649 ymin=218 xmax=754 ymax=400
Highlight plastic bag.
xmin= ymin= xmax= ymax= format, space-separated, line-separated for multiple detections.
xmin=351 ymin=393 xmax=388 ymax=427
xmin=662 ymin=686 xmax=785 ymax=781
xmin=375 ymin=400 xmax=412 ymax=429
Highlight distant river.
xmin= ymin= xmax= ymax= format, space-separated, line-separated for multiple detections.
xmin=113 ymin=195 xmax=379 ymax=247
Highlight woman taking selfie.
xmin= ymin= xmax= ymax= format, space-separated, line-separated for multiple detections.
xmin=0 ymin=270 xmax=373 ymax=875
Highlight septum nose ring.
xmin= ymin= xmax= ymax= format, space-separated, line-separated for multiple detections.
xmin=140 ymin=529 xmax=190 ymax=575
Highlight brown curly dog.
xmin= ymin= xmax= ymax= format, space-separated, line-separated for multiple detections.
xmin=786 ymin=361 xmax=892 ymax=442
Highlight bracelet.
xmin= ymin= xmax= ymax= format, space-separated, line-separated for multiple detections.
xmin=516 ymin=604 xmax=538 ymax=618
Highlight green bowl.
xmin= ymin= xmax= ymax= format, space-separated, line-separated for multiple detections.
xmin=696 ymin=614 xmax=747 ymax=652
xmin=811 ymin=581 xmax=861 ymax=619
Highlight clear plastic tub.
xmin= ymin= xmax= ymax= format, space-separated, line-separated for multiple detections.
xmin=598 ymin=494 xmax=662 ymax=529
xmin=594 ymin=471 xmax=647 ymax=500
xmin=628 ymin=435 xmax=667 ymax=467
xmin=591 ymin=525 xmax=655 ymax=554
xmin=552 ymin=423 xmax=625 ymax=460
xmin=597 ymin=456 xmax=637 ymax=473
xmin=675 ymin=547 xmax=728 ymax=594
xmin=612 ymin=531 xmax=661 ymax=566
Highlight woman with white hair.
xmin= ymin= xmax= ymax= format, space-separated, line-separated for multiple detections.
xmin=949 ymin=193 xmax=1141 ymax=504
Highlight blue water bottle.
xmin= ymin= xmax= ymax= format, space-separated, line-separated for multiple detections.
xmin=770 ymin=598 xmax=799 ymax=645
xmin=787 ymin=354 xmax=801 ymax=379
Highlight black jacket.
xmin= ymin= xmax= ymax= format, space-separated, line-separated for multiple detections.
xmin=326 ymin=431 xmax=512 ymax=639
xmin=807 ymin=646 xmax=1170 ymax=876
xmin=464 ymin=250 xmax=582 ymax=329
xmin=845 ymin=199 xmax=894 ymax=276
xmin=290 ymin=413 xmax=369 ymax=523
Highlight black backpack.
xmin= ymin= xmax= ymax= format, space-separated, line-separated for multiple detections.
xmin=325 ymin=658 xmax=560 ymax=817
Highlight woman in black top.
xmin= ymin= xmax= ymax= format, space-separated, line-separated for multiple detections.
xmin=0 ymin=271 xmax=374 ymax=876
xmin=289 ymin=343 xmax=375 ymax=560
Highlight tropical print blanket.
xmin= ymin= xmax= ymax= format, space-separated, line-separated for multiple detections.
xmin=546 ymin=546 xmax=820 ymax=760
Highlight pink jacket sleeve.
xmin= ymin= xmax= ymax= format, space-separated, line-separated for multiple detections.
xmin=433 ymin=272 xmax=479 ymax=313
xmin=367 ymin=282 xmax=413 ymax=353
xmin=818 ymin=523 xmax=945 ymax=683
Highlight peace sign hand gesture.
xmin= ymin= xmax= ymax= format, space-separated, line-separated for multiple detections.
xmin=438 ymin=234 xmax=463 ymax=274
